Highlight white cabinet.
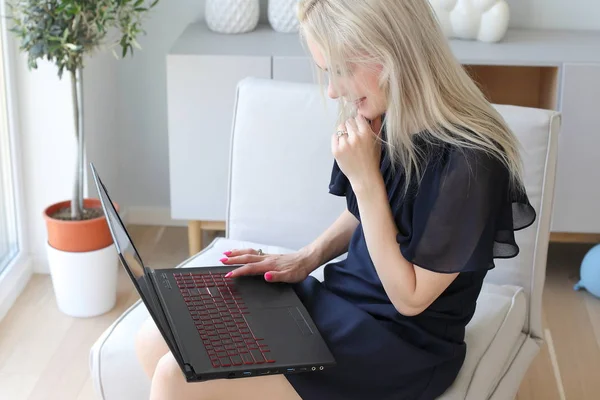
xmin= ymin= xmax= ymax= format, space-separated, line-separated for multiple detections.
xmin=272 ymin=56 xmax=316 ymax=84
xmin=166 ymin=55 xmax=271 ymax=221
xmin=552 ymin=64 xmax=600 ymax=233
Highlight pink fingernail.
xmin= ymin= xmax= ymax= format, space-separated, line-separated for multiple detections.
xmin=225 ymin=272 xmax=232 ymax=278
xmin=219 ymin=257 xmax=228 ymax=263
xmin=265 ymin=272 xmax=273 ymax=281
xmin=223 ymin=251 xmax=232 ymax=256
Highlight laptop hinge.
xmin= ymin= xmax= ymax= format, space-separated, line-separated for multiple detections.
xmin=184 ymin=364 xmax=196 ymax=380
xmin=146 ymin=271 xmax=189 ymax=367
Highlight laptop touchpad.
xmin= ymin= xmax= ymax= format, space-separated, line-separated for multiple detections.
xmin=285 ymin=306 xmax=314 ymax=336
xmin=238 ymin=277 xmax=298 ymax=308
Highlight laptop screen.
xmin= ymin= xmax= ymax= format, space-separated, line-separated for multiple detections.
xmin=94 ymin=171 xmax=145 ymax=281
xmin=90 ymin=163 xmax=186 ymax=368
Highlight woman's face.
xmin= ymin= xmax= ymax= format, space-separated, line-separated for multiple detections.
xmin=307 ymin=37 xmax=387 ymax=120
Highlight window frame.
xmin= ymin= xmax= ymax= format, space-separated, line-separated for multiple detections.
xmin=0 ymin=0 xmax=32 ymax=320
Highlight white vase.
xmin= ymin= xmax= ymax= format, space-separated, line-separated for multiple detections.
xmin=429 ymin=0 xmax=510 ymax=42
xmin=268 ymin=0 xmax=300 ymax=33
xmin=205 ymin=0 xmax=260 ymax=34
xmin=47 ymin=243 xmax=118 ymax=318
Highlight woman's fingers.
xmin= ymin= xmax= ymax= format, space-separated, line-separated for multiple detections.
xmin=264 ymin=270 xmax=291 ymax=283
xmin=220 ymin=254 xmax=264 ymax=265
xmin=345 ymin=118 xmax=359 ymax=137
xmin=331 ymin=131 xmax=340 ymax=153
xmin=355 ymin=114 xmax=371 ymax=135
xmin=226 ymin=261 xmax=271 ymax=278
xmin=223 ymin=248 xmax=259 ymax=257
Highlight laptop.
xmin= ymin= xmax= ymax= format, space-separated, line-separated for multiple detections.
xmin=90 ymin=163 xmax=336 ymax=382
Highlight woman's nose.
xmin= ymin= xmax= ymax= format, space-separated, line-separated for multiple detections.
xmin=327 ymin=79 xmax=339 ymax=99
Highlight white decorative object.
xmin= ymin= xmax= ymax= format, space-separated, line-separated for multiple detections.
xmin=47 ymin=243 xmax=118 ymax=317
xmin=429 ymin=0 xmax=510 ymax=43
xmin=268 ymin=0 xmax=300 ymax=33
xmin=205 ymin=0 xmax=260 ymax=34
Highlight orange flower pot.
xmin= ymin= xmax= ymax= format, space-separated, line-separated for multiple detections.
xmin=43 ymin=198 xmax=118 ymax=253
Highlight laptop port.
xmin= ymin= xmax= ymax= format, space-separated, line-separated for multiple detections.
xmin=242 ymin=372 xmax=252 ymax=376
xmin=227 ymin=373 xmax=236 ymax=378
xmin=319 ymin=366 xmax=324 ymax=370
xmin=311 ymin=367 xmax=316 ymax=371
xmin=259 ymin=370 xmax=271 ymax=375
xmin=287 ymin=368 xmax=296 ymax=372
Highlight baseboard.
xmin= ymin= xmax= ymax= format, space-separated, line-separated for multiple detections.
xmin=33 ymin=254 xmax=49 ymax=274
xmin=550 ymin=232 xmax=600 ymax=244
xmin=123 ymin=206 xmax=188 ymax=227
xmin=0 ymin=254 xmax=33 ymax=323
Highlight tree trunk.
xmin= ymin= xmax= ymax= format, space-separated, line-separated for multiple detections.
xmin=70 ymin=68 xmax=84 ymax=220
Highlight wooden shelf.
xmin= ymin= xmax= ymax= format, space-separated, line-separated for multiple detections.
xmin=465 ymin=65 xmax=559 ymax=110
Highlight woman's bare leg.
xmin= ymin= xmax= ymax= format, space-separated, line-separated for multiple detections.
xmin=136 ymin=318 xmax=302 ymax=400
xmin=135 ymin=317 xmax=171 ymax=378
xmin=151 ymin=351 xmax=302 ymax=400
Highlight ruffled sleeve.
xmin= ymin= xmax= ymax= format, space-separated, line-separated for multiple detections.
xmin=328 ymin=160 xmax=349 ymax=197
xmin=395 ymin=146 xmax=536 ymax=274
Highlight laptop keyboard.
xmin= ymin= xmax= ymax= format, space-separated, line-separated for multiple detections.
xmin=174 ymin=271 xmax=276 ymax=368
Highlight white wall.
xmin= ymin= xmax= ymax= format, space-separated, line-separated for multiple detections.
xmin=83 ymin=52 xmax=120 ymax=208
xmin=116 ymin=0 xmax=271 ymax=216
xmin=16 ymin=55 xmax=78 ymax=273
xmin=506 ymin=0 xmax=600 ymax=31
xmin=116 ymin=0 xmax=205 ymax=210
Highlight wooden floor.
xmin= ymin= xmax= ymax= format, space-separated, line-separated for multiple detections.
xmin=0 ymin=225 xmax=599 ymax=399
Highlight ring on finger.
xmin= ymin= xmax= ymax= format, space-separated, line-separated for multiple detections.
xmin=336 ymin=130 xmax=347 ymax=138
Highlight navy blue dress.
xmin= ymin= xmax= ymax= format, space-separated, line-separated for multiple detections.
xmin=284 ymin=129 xmax=536 ymax=400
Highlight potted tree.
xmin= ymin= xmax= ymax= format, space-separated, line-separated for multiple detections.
xmin=7 ymin=0 xmax=159 ymax=317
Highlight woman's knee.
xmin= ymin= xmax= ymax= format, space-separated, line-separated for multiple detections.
xmin=135 ymin=317 xmax=169 ymax=378
xmin=154 ymin=352 xmax=183 ymax=384
xmin=150 ymin=352 xmax=190 ymax=399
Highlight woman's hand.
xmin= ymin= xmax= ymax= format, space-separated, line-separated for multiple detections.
xmin=332 ymin=114 xmax=382 ymax=192
xmin=219 ymin=248 xmax=316 ymax=283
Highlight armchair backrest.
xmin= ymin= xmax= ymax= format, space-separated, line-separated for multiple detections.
xmin=485 ymin=104 xmax=560 ymax=340
xmin=226 ymin=78 xmax=344 ymax=250
xmin=226 ymin=77 xmax=561 ymax=340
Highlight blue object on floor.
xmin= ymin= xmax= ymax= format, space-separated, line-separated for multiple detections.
xmin=574 ymin=244 xmax=600 ymax=299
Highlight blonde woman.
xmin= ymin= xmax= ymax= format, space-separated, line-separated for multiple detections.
xmin=135 ymin=0 xmax=536 ymax=399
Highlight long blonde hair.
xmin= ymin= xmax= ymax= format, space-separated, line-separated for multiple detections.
xmin=298 ymin=0 xmax=524 ymax=192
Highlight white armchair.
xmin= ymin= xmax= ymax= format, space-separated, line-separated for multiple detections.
xmin=90 ymin=78 xmax=560 ymax=399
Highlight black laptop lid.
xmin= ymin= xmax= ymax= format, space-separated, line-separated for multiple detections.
xmin=90 ymin=163 xmax=185 ymax=367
